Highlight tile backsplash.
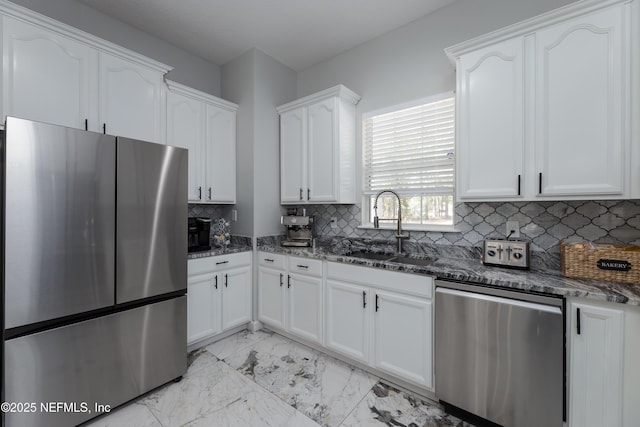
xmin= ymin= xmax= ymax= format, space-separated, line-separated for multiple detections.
xmin=296 ymin=200 xmax=640 ymax=253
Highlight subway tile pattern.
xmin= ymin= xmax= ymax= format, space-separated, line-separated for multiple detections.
xmin=297 ymin=200 xmax=640 ymax=253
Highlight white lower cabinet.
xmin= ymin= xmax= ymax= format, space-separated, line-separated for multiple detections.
xmin=373 ymin=290 xmax=432 ymax=388
xmin=326 ymin=280 xmax=369 ymax=363
xmin=258 ymin=253 xmax=324 ymax=345
xmin=326 ymin=261 xmax=434 ymax=390
xmin=568 ymin=298 xmax=624 ymax=427
xmin=187 ymin=252 xmax=252 ymax=346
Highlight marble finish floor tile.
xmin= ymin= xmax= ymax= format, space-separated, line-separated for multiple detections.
xmin=84 ymin=402 xmax=162 ymax=427
xmin=205 ymin=328 xmax=274 ymax=360
xmin=340 ymin=382 xmax=474 ymax=427
xmin=222 ymin=332 xmax=378 ymax=427
xmin=85 ymin=330 xmax=477 ymax=427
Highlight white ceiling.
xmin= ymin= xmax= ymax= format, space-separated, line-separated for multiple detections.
xmin=78 ymin=0 xmax=455 ymax=71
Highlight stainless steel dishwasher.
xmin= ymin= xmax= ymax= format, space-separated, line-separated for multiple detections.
xmin=435 ymin=280 xmax=564 ymax=427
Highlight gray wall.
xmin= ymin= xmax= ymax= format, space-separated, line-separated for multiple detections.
xmin=221 ymin=49 xmax=297 ymax=237
xmin=221 ymin=50 xmax=256 ymax=236
xmin=9 ymin=0 xmax=221 ymax=96
xmin=252 ymin=50 xmax=297 ymax=237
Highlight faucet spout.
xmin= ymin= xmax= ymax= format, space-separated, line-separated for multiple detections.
xmin=373 ymin=190 xmax=409 ymax=254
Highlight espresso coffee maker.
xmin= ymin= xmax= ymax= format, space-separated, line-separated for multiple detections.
xmin=188 ymin=217 xmax=212 ymax=252
xmin=281 ymin=209 xmax=314 ymax=247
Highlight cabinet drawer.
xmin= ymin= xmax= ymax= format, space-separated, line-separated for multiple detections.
xmin=258 ymin=252 xmax=286 ymax=269
xmin=289 ymin=256 xmax=323 ymax=277
xmin=327 ymin=262 xmax=433 ymax=299
xmin=189 ymin=252 xmax=251 ymax=275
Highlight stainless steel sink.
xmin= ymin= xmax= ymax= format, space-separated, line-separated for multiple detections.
xmin=347 ymin=251 xmax=435 ymax=266
xmin=347 ymin=251 xmax=397 ymax=261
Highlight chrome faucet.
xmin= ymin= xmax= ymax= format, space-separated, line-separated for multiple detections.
xmin=373 ymin=190 xmax=409 ymax=254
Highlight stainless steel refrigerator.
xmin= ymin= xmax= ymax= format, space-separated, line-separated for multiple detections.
xmin=1 ymin=116 xmax=188 ymax=427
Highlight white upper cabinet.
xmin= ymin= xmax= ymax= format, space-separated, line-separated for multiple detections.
xmin=0 ymin=2 xmax=171 ymax=143
xmin=280 ymin=108 xmax=305 ymax=203
xmin=535 ymin=6 xmax=624 ymax=197
xmin=166 ymin=80 xmax=238 ymax=204
xmin=447 ymin=0 xmax=634 ymax=201
xmin=167 ymin=89 xmax=205 ymax=201
xmin=206 ymin=105 xmax=236 ymax=203
xmin=98 ymin=52 xmax=165 ymax=143
xmin=277 ymin=85 xmax=360 ymax=205
xmin=456 ymin=37 xmax=525 ymax=199
xmin=2 ymin=16 xmax=92 ymax=130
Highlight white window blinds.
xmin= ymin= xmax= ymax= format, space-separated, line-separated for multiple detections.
xmin=363 ymin=96 xmax=455 ymax=195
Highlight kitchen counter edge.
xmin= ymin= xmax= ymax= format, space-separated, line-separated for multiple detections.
xmin=258 ymin=245 xmax=640 ymax=306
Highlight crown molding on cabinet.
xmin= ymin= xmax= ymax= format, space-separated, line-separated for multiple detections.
xmin=445 ymin=0 xmax=632 ymax=60
xmin=276 ymin=84 xmax=361 ymax=113
xmin=0 ymin=0 xmax=172 ymax=73
xmin=165 ymin=79 xmax=238 ymax=111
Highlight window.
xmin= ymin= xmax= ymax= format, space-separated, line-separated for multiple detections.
xmin=362 ymin=93 xmax=455 ymax=229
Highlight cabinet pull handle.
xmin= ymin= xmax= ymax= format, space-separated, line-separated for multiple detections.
xmin=538 ymin=173 xmax=542 ymax=194
xmin=279 ymin=273 xmax=283 ymax=287
xmin=299 ymin=188 xmax=303 ymax=200
xmin=287 ymin=275 xmax=291 ymax=288
xmin=517 ymin=175 xmax=521 ymax=196
xmin=576 ymin=307 xmax=581 ymax=335
xmin=264 ymin=258 xmax=274 ymax=263
xmin=375 ymin=294 xmax=379 ymax=312
xmin=198 ymin=186 xmax=202 ymax=200
xmin=84 ymin=119 xmax=88 ymax=131
xmin=307 ymin=188 xmax=310 ymax=200
xmin=224 ymin=273 xmax=228 ymax=287
xmin=208 ymin=187 xmax=212 ymax=200
xmin=363 ymin=291 xmax=367 ymax=308
xmin=296 ymin=264 xmax=309 ymax=269
xmin=216 ymin=260 xmax=229 ymax=265
xmin=214 ymin=276 xmax=218 ymax=289
xmin=103 ymin=123 xmax=106 ymax=134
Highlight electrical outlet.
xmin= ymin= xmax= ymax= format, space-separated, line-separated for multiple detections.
xmin=330 ymin=217 xmax=338 ymax=229
xmin=232 ymin=209 xmax=238 ymax=222
xmin=506 ymin=220 xmax=520 ymax=239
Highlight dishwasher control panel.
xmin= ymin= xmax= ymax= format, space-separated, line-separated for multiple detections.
xmin=483 ymin=239 xmax=530 ymax=269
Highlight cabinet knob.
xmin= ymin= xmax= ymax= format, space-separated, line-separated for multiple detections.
xmin=209 ymin=187 xmax=212 ymax=200
xmin=363 ymin=291 xmax=367 ymax=308
xmin=307 ymin=188 xmax=310 ymax=200
xmin=576 ymin=307 xmax=581 ymax=335
xmin=287 ymin=275 xmax=291 ymax=288
xmin=198 ymin=187 xmax=202 ymax=200
xmin=214 ymin=276 xmax=218 ymax=289
xmin=225 ymin=273 xmax=228 ymax=287
xmin=279 ymin=273 xmax=283 ymax=287
xmin=299 ymin=188 xmax=303 ymax=201
xmin=375 ymin=294 xmax=379 ymax=312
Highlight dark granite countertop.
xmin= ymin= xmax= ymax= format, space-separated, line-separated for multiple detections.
xmin=258 ymin=243 xmax=640 ymax=306
xmin=187 ymin=244 xmax=252 ymax=260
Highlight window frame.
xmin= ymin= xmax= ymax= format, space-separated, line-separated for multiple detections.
xmin=360 ymin=92 xmax=457 ymax=232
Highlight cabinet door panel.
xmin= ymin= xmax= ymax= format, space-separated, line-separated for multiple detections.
xmin=326 ymin=280 xmax=369 ymax=363
xmin=457 ymin=37 xmax=525 ymax=199
xmin=374 ymin=290 xmax=432 ymax=388
xmin=536 ymin=6 xmax=624 ymax=196
xmin=2 ymin=17 xmax=91 ymax=130
xmin=569 ymin=301 xmax=623 ymax=427
xmin=307 ymin=98 xmax=338 ymax=202
xmin=222 ymin=266 xmax=251 ymax=330
xmin=258 ymin=267 xmax=285 ymax=329
xmin=187 ymin=273 xmax=220 ymax=344
xmin=206 ymin=105 xmax=236 ymax=203
xmin=280 ymin=108 xmax=305 ymax=203
xmin=167 ymin=91 xmax=205 ymax=202
xmin=99 ymin=53 xmax=163 ymax=143
xmin=287 ymin=273 xmax=323 ymax=344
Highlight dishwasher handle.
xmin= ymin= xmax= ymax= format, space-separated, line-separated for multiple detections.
xmin=435 ymin=286 xmax=562 ymax=315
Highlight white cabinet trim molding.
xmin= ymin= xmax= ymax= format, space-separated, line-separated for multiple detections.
xmin=0 ymin=0 xmax=171 ymax=73
xmin=444 ymin=0 xmax=630 ymax=59
xmin=276 ymin=84 xmax=360 ymax=114
xmin=165 ymin=79 xmax=238 ymax=111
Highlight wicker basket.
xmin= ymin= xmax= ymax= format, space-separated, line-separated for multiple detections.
xmin=560 ymin=241 xmax=640 ymax=285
